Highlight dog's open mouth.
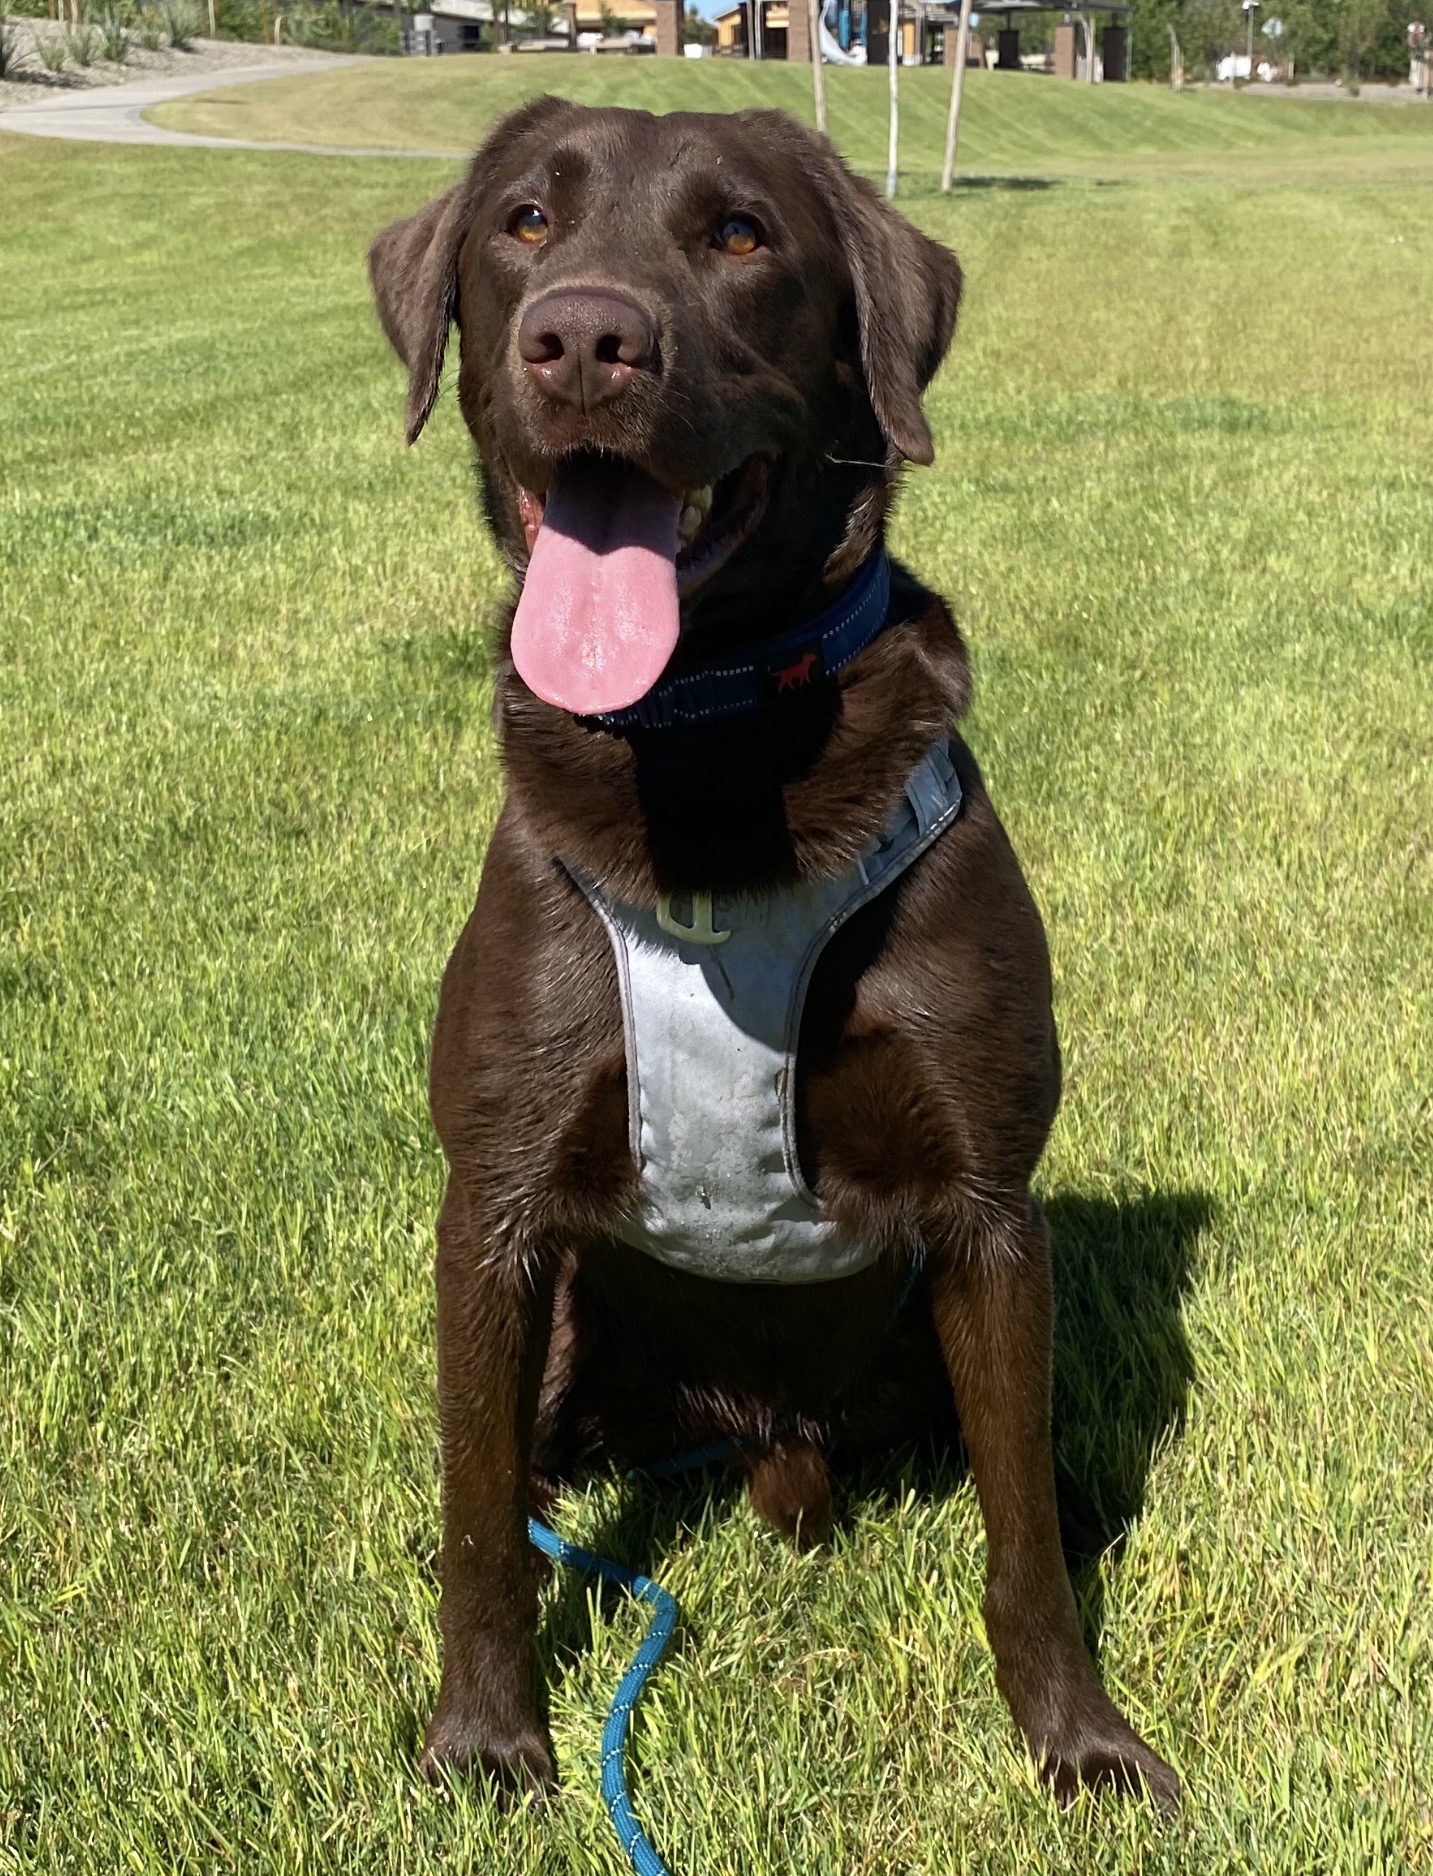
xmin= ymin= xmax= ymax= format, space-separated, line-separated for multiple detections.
xmin=511 ymin=453 xmax=771 ymax=716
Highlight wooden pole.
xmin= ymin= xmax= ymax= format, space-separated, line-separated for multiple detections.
xmin=808 ymin=0 xmax=827 ymax=132
xmin=885 ymin=0 xmax=899 ymax=197
xmin=940 ymin=0 xmax=974 ymax=192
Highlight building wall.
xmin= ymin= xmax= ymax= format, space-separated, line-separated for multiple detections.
xmin=574 ymin=0 xmax=658 ymax=26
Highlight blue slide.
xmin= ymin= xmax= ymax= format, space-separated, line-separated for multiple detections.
xmin=819 ymin=0 xmax=865 ymax=62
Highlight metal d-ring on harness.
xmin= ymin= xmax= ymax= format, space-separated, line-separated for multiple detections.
xmin=524 ymin=1248 xmax=926 ymax=1876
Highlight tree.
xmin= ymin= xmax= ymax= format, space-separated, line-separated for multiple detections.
xmin=1333 ymin=0 xmax=1387 ymax=80
xmin=1128 ymin=0 xmax=1412 ymax=79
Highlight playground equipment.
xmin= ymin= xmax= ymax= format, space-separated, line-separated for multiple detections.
xmin=819 ymin=0 xmax=866 ymax=62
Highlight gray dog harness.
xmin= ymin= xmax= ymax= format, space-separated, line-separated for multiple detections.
xmin=565 ymin=737 xmax=964 ymax=1285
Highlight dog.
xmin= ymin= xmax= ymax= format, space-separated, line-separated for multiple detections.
xmin=368 ymin=95 xmax=1179 ymax=1815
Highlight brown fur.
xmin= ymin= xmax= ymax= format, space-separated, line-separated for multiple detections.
xmin=369 ymin=98 xmax=1179 ymax=1814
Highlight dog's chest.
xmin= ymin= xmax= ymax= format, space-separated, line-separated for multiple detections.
xmin=565 ymin=739 xmax=962 ymax=1284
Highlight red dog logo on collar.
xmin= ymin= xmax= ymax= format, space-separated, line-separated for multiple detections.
xmin=772 ymin=649 xmax=820 ymax=693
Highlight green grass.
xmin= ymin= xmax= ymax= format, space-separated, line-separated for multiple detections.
xmin=2 ymin=62 xmax=1432 ymax=1876
xmin=150 ymin=59 xmax=1433 ymax=183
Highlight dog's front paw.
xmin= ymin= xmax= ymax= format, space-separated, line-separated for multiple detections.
xmin=1033 ymin=1700 xmax=1180 ymax=1815
xmin=419 ymin=1707 xmax=556 ymax=1799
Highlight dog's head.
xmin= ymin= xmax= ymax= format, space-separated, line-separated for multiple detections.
xmin=369 ymin=98 xmax=962 ymax=716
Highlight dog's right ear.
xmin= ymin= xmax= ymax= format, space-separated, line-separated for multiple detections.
xmin=831 ymin=174 xmax=962 ymax=469
xmin=368 ymin=185 xmax=471 ymax=445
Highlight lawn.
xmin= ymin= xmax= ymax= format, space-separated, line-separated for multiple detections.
xmin=151 ymin=57 xmax=1433 ymax=183
xmin=2 ymin=60 xmax=1432 ymax=1876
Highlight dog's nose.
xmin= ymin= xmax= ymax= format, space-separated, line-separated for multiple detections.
xmin=518 ymin=289 xmax=658 ymax=409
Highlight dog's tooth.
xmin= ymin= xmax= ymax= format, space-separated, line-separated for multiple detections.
xmin=679 ymin=503 xmax=702 ymax=542
xmin=693 ymin=484 xmax=713 ymax=512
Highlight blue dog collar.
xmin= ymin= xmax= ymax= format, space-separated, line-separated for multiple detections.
xmin=582 ymin=551 xmax=892 ymax=734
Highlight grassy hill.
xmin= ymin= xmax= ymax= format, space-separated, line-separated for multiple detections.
xmin=151 ymin=59 xmax=1433 ymax=183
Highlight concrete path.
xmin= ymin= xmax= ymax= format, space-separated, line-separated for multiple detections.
xmin=1235 ymin=79 xmax=1431 ymax=105
xmin=1 ymin=57 xmax=461 ymax=157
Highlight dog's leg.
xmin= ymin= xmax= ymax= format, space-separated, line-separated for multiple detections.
xmin=419 ymin=1181 xmax=558 ymax=1793
xmin=746 ymin=1433 xmax=833 ymax=1547
xmin=928 ymin=1198 xmax=1180 ymax=1811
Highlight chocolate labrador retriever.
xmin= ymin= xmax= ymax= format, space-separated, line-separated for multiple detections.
xmin=369 ymin=96 xmax=1179 ymax=1815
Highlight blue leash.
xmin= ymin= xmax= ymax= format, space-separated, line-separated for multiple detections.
xmin=527 ymin=1247 xmax=926 ymax=1876
xmin=527 ymin=1517 xmax=679 ymax=1876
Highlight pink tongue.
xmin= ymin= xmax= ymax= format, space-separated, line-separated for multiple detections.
xmin=511 ymin=460 xmax=682 ymax=715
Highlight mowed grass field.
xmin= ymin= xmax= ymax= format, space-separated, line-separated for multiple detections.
xmin=3 ymin=63 xmax=1432 ymax=1876
xmin=152 ymin=57 xmax=1433 ymax=183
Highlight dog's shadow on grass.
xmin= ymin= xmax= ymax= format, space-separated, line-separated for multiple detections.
xmin=835 ymin=1188 xmax=1211 ymax=1659
xmin=1045 ymin=1189 xmax=1211 ymax=1657
xmin=535 ymin=1187 xmax=1212 ymax=1688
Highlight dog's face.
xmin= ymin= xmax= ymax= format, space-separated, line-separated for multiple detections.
xmin=370 ymin=99 xmax=962 ymax=713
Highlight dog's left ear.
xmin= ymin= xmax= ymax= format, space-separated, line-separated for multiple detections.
xmin=369 ymin=184 xmax=471 ymax=445
xmin=834 ymin=173 xmax=963 ymax=468
xmin=763 ymin=116 xmax=961 ymax=467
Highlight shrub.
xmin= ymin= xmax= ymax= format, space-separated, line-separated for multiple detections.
xmin=65 ymin=18 xmax=99 ymax=59
xmin=0 ymin=12 xmax=28 ymax=78
xmin=135 ymin=5 xmax=163 ymax=46
xmin=99 ymin=6 xmax=127 ymax=57
xmin=34 ymin=20 xmax=67 ymax=64
xmin=158 ymin=0 xmax=201 ymax=45
xmin=283 ymin=0 xmax=397 ymax=51
xmin=212 ymin=0 xmax=264 ymax=39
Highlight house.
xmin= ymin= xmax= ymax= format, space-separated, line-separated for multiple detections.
xmin=573 ymin=0 xmax=659 ymax=37
xmin=400 ymin=0 xmax=658 ymax=54
xmin=712 ymin=2 xmax=789 ymax=56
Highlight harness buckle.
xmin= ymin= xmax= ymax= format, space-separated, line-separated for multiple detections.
xmin=656 ymin=892 xmax=731 ymax=946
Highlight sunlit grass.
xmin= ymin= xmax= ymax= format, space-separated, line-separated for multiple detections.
xmin=1 ymin=106 xmax=1430 ymax=1876
xmin=148 ymin=58 xmax=1433 ymax=186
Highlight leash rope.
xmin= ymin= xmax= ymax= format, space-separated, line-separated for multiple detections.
xmin=527 ymin=1517 xmax=678 ymax=1876
xmin=526 ymin=1248 xmax=925 ymax=1876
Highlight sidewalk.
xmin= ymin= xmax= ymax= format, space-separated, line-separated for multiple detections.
xmin=0 ymin=44 xmax=458 ymax=156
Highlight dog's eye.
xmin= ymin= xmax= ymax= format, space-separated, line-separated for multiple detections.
xmin=717 ymin=217 xmax=761 ymax=258
xmin=508 ymin=205 xmax=549 ymax=246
